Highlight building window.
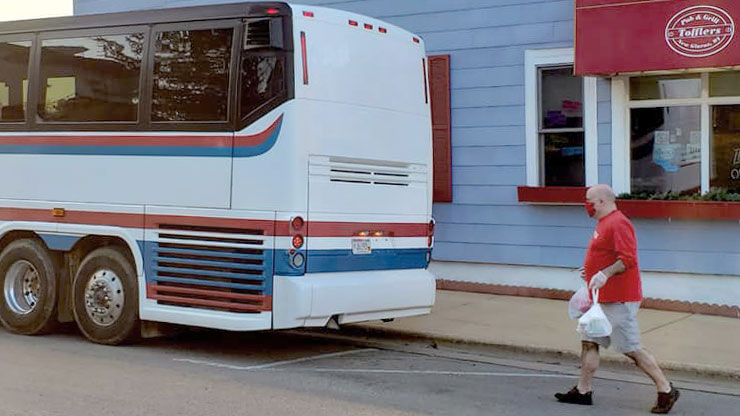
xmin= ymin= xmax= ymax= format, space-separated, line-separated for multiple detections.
xmin=539 ymin=66 xmax=584 ymax=186
xmin=614 ymin=71 xmax=740 ymax=194
xmin=525 ymin=48 xmax=597 ymax=187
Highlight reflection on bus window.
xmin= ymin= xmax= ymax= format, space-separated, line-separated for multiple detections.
xmin=0 ymin=41 xmax=31 ymax=122
xmin=152 ymin=28 xmax=233 ymax=122
xmin=44 ymin=77 xmax=76 ymax=115
xmin=38 ymin=34 xmax=143 ymax=122
xmin=241 ymin=54 xmax=284 ymax=120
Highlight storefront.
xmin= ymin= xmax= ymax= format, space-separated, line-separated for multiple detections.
xmin=71 ymin=0 xmax=739 ymax=317
xmin=576 ymin=0 xmax=740 ymax=197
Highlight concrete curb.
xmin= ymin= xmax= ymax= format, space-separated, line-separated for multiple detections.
xmin=348 ymin=325 xmax=740 ymax=381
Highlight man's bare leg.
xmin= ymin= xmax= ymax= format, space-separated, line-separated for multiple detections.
xmin=577 ymin=341 xmax=600 ymax=393
xmin=625 ymin=349 xmax=671 ymax=392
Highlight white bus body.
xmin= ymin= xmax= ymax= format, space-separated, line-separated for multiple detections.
xmin=0 ymin=2 xmax=435 ymax=344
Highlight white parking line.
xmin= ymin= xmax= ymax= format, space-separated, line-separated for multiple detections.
xmin=306 ymin=368 xmax=577 ymax=378
xmin=174 ymin=348 xmax=377 ymax=371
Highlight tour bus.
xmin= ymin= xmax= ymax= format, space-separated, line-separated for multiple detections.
xmin=0 ymin=2 xmax=435 ymax=344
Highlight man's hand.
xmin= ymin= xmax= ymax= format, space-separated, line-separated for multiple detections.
xmin=588 ymin=271 xmax=608 ymax=290
xmin=578 ymin=266 xmax=586 ymax=281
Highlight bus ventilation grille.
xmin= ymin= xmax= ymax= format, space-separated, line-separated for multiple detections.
xmin=147 ymin=224 xmax=271 ymax=314
xmin=245 ymin=18 xmax=272 ymax=48
xmin=324 ymin=159 xmax=423 ymax=187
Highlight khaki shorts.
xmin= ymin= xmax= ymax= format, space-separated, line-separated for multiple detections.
xmin=581 ymin=301 xmax=642 ymax=353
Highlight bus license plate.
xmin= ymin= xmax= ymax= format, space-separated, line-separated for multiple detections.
xmin=351 ymin=239 xmax=371 ymax=255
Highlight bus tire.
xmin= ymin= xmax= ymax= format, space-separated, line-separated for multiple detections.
xmin=72 ymin=247 xmax=139 ymax=345
xmin=0 ymin=239 xmax=59 ymax=335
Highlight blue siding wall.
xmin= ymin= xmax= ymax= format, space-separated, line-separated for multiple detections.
xmin=72 ymin=0 xmax=740 ymax=276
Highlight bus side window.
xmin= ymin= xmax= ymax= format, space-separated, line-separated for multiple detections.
xmin=38 ymin=34 xmax=144 ymax=122
xmin=152 ymin=28 xmax=234 ymax=122
xmin=0 ymin=40 xmax=31 ymax=122
xmin=239 ymin=18 xmax=287 ymax=126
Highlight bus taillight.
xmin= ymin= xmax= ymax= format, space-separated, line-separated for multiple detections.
xmin=303 ymin=11 xmax=314 ymax=18
xmin=301 ymin=31 xmax=309 ymax=85
xmin=292 ymin=234 xmax=305 ymax=249
xmin=291 ymin=216 xmax=305 ymax=230
xmin=422 ymin=58 xmax=429 ymax=104
xmin=428 ymin=220 xmax=435 ymax=247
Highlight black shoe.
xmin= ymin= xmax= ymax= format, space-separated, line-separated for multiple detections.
xmin=651 ymin=384 xmax=680 ymax=414
xmin=555 ymin=386 xmax=593 ymax=405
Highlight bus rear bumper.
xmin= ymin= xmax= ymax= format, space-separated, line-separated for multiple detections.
xmin=272 ymin=268 xmax=436 ymax=330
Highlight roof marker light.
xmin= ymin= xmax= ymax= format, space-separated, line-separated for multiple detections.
xmin=364 ymin=23 xmax=373 ymax=30
xmin=413 ymin=37 xmax=420 ymax=43
xmin=266 ymin=8 xmax=279 ymax=15
xmin=349 ymin=20 xmax=358 ymax=26
xmin=379 ymin=27 xmax=387 ymax=34
xmin=303 ymin=11 xmax=314 ymax=17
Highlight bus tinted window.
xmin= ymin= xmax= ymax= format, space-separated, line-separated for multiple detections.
xmin=0 ymin=41 xmax=31 ymax=122
xmin=152 ymin=28 xmax=233 ymax=122
xmin=240 ymin=54 xmax=285 ymax=120
xmin=38 ymin=34 xmax=144 ymax=122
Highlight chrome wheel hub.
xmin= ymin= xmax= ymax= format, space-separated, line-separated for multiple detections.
xmin=84 ymin=269 xmax=124 ymax=326
xmin=4 ymin=260 xmax=40 ymax=315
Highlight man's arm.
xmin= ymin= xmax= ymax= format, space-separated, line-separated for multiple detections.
xmin=601 ymin=259 xmax=626 ymax=278
xmin=589 ymin=259 xmax=625 ymax=289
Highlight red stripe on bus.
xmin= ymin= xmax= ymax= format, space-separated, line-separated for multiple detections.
xmin=0 ymin=207 xmax=144 ymax=228
xmin=152 ymin=293 xmax=271 ymax=312
xmin=148 ymin=284 xmax=269 ymax=303
xmin=233 ymin=115 xmax=283 ymax=147
xmin=0 ymin=115 xmax=281 ymax=148
xmin=1 ymin=207 xmax=428 ymax=237
xmin=307 ymin=222 xmax=428 ymax=237
xmin=0 ymin=135 xmax=232 ymax=147
xmin=145 ymin=214 xmax=279 ymax=234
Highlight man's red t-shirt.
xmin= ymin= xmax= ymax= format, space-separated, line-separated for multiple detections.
xmin=584 ymin=210 xmax=642 ymax=303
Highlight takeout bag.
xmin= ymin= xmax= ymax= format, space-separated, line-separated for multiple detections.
xmin=568 ymin=285 xmax=592 ymax=320
xmin=576 ymin=288 xmax=612 ymax=338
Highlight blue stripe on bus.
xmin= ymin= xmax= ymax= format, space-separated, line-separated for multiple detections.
xmin=233 ymin=117 xmax=283 ymax=157
xmin=305 ymin=248 xmax=430 ymax=273
xmin=0 ymin=117 xmax=283 ymax=158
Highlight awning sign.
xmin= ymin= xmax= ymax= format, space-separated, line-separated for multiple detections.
xmin=666 ymin=6 xmax=735 ymax=58
xmin=576 ymin=1 xmax=740 ymax=75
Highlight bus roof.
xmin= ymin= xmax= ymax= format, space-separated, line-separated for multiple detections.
xmin=0 ymin=2 xmax=291 ymax=35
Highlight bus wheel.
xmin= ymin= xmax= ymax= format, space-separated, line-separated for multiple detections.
xmin=72 ymin=247 xmax=138 ymax=345
xmin=0 ymin=239 xmax=58 ymax=335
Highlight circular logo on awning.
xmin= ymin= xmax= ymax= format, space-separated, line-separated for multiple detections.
xmin=665 ymin=5 xmax=735 ymax=58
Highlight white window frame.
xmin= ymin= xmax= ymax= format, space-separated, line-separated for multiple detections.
xmin=525 ymin=48 xmax=598 ymax=187
xmin=611 ymin=72 xmax=740 ymax=195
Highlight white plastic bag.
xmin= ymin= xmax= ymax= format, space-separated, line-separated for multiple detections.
xmin=568 ymin=285 xmax=592 ymax=320
xmin=576 ymin=289 xmax=612 ymax=338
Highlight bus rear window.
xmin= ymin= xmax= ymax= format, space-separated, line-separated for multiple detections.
xmin=38 ymin=34 xmax=143 ymax=122
xmin=239 ymin=18 xmax=289 ymax=127
xmin=0 ymin=41 xmax=31 ymax=122
xmin=241 ymin=55 xmax=285 ymax=120
xmin=152 ymin=28 xmax=233 ymax=122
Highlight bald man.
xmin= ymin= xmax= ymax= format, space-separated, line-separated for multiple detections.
xmin=555 ymin=185 xmax=679 ymax=414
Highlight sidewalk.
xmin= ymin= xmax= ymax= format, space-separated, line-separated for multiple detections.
xmin=357 ymin=290 xmax=740 ymax=378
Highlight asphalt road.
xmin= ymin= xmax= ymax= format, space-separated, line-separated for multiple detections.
xmin=0 ymin=326 xmax=737 ymax=416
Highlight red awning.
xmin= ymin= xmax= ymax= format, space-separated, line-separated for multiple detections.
xmin=575 ymin=0 xmax=740 ymax=75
